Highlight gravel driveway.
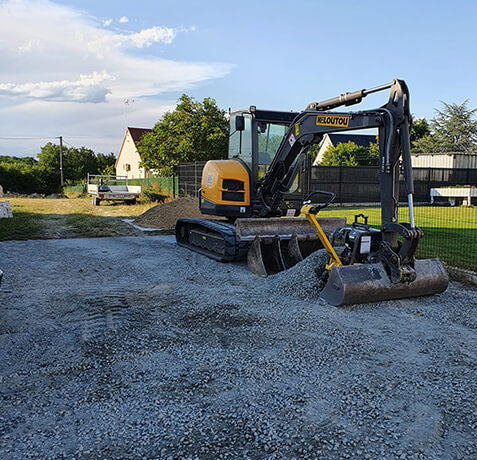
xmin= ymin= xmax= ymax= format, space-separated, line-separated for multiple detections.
xmin=0 ymin=236 xmax=476 ymax=459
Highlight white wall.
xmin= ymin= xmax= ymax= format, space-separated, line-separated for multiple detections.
xmin=312 ymin=134 xmax=333 ymax=166
xmin=115 ymin=130 xmax=147 ymax=179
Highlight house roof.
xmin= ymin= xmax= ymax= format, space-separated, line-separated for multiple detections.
xmin=127 ymin=127 xmax=152 ymax=144
xmin=115 ymin=127 xmax=153 ymax=169
xmin=327 ymin=133 xmax=376 ymax=148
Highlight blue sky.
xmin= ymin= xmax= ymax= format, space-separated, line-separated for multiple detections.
xmin=1 ymin=0 xmax=477 ymax=156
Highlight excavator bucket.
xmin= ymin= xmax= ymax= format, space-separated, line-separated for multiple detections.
xmin=247 ymin=234 xmax=322 ymax=277
xmin=320 ymin=258 xmax=449 ymax=306
xmin=235 ymin=217 xmax=346 ymax=277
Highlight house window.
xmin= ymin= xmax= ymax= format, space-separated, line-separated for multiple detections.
xmin=124 ymin=164 xmax=131 ymax=171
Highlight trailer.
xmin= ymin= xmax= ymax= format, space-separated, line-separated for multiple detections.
xmin=87 ymin=174 xmax=142 ymax=206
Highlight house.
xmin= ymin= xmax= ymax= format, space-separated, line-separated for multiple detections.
xmin=312 ymin=133 xmax=376 ymax=165
xmin=115 ymin=127 xmax=153 ymax=179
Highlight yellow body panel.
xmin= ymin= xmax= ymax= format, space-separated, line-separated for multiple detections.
xmin=200 ymin=159 xmax=250 ymax=206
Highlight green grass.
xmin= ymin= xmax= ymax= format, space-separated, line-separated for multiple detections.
xmin=0 ymin=211 xmax=44 ymax=240
xmin=0 ymin=197 xmax=158 ymax=240
xmin=316 ymin=205 xmax=477 ymax=271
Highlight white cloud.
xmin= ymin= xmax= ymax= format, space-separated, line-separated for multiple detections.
xmin=0 ymin=71 xmax=114 ymax=103
xmin=86 ymin=26 xmax=177 ymax=53
xmin=0 ymin=0 xmax=232 ymax=155
xmin=18 ymin=38 xmax=41 ymax=52
xmin=119 ymin=16 xmax=128 ymax=24
xmin=103 ymin=18 xmax=112 ymax=26
xmin=126 ymin=26 xmax=176 ymax=47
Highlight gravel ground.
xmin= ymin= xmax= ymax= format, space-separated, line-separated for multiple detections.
xmin=0 ymin=236 xmax=476 ymax=459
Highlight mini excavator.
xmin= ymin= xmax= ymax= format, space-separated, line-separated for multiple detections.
xmin=175 ymin=79 xmax=448 ymax=305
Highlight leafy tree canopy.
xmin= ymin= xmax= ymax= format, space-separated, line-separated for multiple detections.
xmin=410 ymin=117 xmax=431 ymax=144
xmin=138 ymin=94 xmax=229 ymax=176
xmin=321 ymin=141 xmax=379 ymax=166
xmin=0 ymin=144 xmax=117 ymax=194
xmin=0 ymin=155 xmax=38 ymax=165
xmin=413 ymin=100 xmax=477 ymax=153
xmin=37 ymin=143 xmax=116 ymax=185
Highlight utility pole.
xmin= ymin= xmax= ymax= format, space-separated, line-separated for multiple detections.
xmin=59 ymin=136 xmax=64 ymax=186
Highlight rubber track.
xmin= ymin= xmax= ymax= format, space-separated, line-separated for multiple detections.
xmin=175 ymin=218 xmax=249 ymax=262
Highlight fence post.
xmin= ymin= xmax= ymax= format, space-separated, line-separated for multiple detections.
xmin=428 ymin=167 xmax=431 ymax=203
xmin=172 ymin=166 xmax=176 ymax=198
xmin=194 ymin=162 xmax=197 ymax=197
xmin=339 ymin=165 xmax=343 ymax=206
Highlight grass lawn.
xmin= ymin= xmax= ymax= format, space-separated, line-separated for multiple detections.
xmin=316 ymin=205 xmax=477 ymax=271
xmin=0 ymin=197 xmax=159 ymax=240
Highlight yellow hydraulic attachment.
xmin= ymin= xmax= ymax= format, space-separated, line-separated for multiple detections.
xmin=300 ymin=190 xmax=345 ymax=273
xmin=301 ymin=202 xmax=342 ymax=272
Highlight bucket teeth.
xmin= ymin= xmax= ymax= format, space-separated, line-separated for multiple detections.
xmin=320 ymin=258 xmax=449 ymax=306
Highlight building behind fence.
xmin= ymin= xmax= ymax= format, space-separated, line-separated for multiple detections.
xmin=177 ymin=161 xmax=477 ymax=272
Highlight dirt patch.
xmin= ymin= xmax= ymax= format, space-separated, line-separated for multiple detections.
xmin=134 ymin=197 xmax=222 ymax=229
xmin=45 ymin=193 xmax=69 ymax=199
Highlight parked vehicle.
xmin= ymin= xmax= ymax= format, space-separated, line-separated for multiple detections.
xmin=87 ymin=174 xmax=142 ymax=206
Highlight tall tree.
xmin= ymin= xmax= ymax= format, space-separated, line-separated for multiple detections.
xmin=138 ymin=94 xmax=229 ymax=176
xmin=413 ymin=101 xmax=477 ymax=153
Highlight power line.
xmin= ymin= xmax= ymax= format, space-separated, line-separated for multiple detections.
xmin=62 ymin=139 xmax=79 ymax=149
xmin=0 ymin=136 xmax=61 ymax=140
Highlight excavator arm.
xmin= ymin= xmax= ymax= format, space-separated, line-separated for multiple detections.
xmin=256 ymin=79 xmax=413 ymax=229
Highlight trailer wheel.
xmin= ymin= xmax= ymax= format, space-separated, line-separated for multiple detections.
xmin=92 ymin=196 xmax=100 ymax=206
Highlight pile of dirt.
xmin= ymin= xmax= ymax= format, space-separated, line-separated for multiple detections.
xmin=134 ymin=197 xmax=222 ymax=229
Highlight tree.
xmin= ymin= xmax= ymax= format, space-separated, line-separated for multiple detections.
xmin=138 ymin=94 xmax=229 ymax=176
xmin=96 ymin=153 xmax=117 ymax=175
xmin=410 ymin=117 xmax=430 ymax=144
xmin=64 ymin=146 xmax=98 ymax=183
xmin=413 ymin=101 xmax=477 ymax=153
xmin=321 ymin=141 xmax=378 ymax=166
xmin=367 ymin=137 xmax=380 ymax=166
xmin=37 ymin=143 xmax=117 ymax=183
xmin=0 ymin=155 xmax=37 ymax=166
xmin=0 ymin=161 xmax=39 ymax=194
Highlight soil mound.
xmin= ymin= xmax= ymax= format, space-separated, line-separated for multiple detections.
xmin=134 ymin=197 xmax=222 ymax=229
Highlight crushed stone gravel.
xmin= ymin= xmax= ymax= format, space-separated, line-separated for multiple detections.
xmin=0 ymin=236 xmax=476 ymax=459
